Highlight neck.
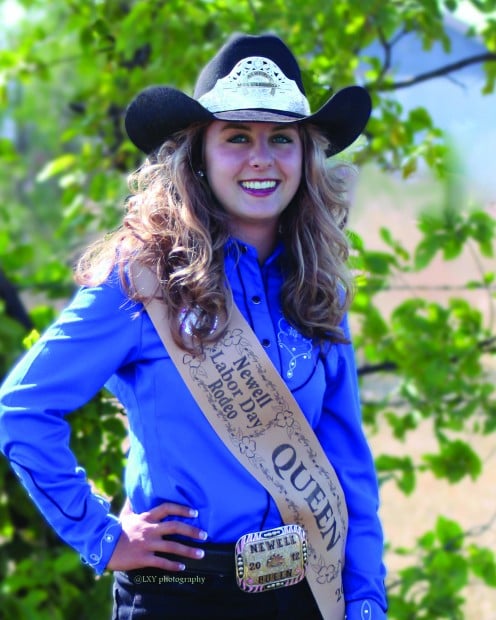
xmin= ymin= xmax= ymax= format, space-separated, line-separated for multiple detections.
xmin=230 ymin=221 xmax=279 ymax=265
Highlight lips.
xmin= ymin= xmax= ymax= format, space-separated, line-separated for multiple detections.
xmin=239 ymin=179 xmax=279 ymax=194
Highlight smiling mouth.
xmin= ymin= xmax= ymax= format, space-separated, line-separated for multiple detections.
xmin=240 ymin=180 xmax=279 ymax=190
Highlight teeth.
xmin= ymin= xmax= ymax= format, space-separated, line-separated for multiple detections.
xmin=241 ymin=180 xmax=277 ymax=190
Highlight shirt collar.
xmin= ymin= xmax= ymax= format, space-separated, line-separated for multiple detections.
xmin=224 ymin=237 xmax=285 ymax=266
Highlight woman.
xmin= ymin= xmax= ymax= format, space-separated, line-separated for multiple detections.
xmin=0 ymin=33 xmax=387 ymax=619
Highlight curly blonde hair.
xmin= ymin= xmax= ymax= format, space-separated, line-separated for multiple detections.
xmin=75 ymin=122 xmax=354 ymax=350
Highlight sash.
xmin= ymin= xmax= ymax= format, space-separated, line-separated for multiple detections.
xmin=134 ymin=265 xmax=348 ymax=619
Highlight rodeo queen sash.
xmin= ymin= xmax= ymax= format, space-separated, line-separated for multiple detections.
xmin=133 ymin=265 xmax=349 ymax=620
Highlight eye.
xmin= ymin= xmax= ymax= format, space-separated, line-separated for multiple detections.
xmin=271 ymin=133 xmax=294 ymax=144
xmin=227 ymin=133 xmax=250 ymax=144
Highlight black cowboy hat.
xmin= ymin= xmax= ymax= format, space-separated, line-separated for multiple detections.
xmin=125 ymin=33 xmax=371 ymax=157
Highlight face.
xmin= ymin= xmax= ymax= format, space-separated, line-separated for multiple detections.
xmin=203 ymin=120 xmax=302 ymax=241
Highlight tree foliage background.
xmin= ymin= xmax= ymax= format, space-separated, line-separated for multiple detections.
xmin=0 ymin=0 xmax=495 ymax=618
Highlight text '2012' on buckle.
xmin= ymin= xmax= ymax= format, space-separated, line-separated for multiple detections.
xmin=235 ymin=524 xmax=307 ymax=593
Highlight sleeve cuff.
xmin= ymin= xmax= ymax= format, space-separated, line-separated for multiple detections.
xmin=81 ymin=511 xmax=122 ymax=575
xmin=346 ymin=599 xmax=387 ymax=620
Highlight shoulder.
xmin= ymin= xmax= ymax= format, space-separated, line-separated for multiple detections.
xmin=47 ymin=268 xmax=142 ymax=341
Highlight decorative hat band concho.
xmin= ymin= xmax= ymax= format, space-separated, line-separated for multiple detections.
xmin=198 ymin=56 xmax=311 ymax=116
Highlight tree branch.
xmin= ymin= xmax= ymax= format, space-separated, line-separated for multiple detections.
xmin=376 ymin=26 xmax=409 ymax=83
xmin=358 ymin=361 xmax=397 ymax=376
xmin=370 ymin=52 xmax=496 ymax=91
xmin=357 ymin=336 xmax=496 ymax=376
xmin=377 ymin=27 xmax=393 ymax=83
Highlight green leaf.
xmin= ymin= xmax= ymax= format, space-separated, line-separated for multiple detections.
xmin=435 ymin=516 xmax=464 ymax=550
xmin=468 ymin=545 xmax=496 ymax=586
xmin=414 ymin=237 xmax=439 ymax=269
xmin=53 ymin=550 xmax=81 ymax=574
xmin=375 ymin=454 xmax=416 ymax=494
xmin=36 ymin=154 xmax=77 ymax=182
xmin=423 ymin=440 xmax=483 ymax=482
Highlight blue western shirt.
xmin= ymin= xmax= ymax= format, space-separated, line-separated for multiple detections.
xmin=0 ymin=240 xmax=387 ymax=618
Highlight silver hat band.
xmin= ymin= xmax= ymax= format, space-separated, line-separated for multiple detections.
xmin=198 ymin=56 xmax=311 ymax=116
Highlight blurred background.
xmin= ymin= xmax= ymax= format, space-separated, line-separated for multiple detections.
xmin=0 ymin=1 xmax=495 ymax=618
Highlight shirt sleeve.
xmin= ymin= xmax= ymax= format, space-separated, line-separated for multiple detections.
xmin=0 ymin=276 xmax=141 ymax=574
xmin=317 ymin=314 xmax=388 ymax=616
xmin=346 ymin=599 xmax=387 ymax=620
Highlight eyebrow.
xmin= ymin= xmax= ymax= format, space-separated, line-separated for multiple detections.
xmin=220 ymin=122 xmax=298 ymax=132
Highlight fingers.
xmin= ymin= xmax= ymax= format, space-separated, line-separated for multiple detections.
xmin=148 ymin=505 xmax=209 ymax=570
xmin=147 ymin=539 xmax=207 ymax=572
xmin=143 ymin=501 xmax=209 ymax=545
xmin=158 ymin=517 xmax=208 ymax=542
xmin=155 ymin=539 xmax=206 ymax=560
xmin=144 ymin=502 xmax=199 ymax=523
xmin=107 ymin=500 xmax=209 ymax=573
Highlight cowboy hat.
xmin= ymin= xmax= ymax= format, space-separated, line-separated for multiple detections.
xmin=125 ymin=33 xmax=371 ymax=156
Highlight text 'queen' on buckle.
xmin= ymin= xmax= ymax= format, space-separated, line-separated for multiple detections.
xmin=235 ymin=524 xmax=307 ymax=593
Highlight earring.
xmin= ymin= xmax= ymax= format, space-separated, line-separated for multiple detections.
xmin=196 ymin=169 xmax=205 ymax=178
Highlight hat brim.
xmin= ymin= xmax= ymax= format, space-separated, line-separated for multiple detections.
xmin=309 ymin=86 xmax=372 ymax=156
xmin=125 ymin=85 xmax=371 ymax=156
xmin=125 ymin=86 xmax=214 ymax=155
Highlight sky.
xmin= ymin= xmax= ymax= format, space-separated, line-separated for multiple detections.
xmin=452 ymin=1 xmax=496 ymax=28
xmin=0 ymin=0 xmax=24 ymax=28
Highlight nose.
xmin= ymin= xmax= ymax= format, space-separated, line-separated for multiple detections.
xmin=249 ymin=138 xmax=273 ymax=169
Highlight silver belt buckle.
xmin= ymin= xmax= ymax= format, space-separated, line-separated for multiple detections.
xmin=235 ymin=524 xmax=307 ymax=593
